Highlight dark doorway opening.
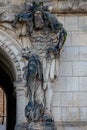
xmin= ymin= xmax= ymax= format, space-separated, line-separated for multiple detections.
xmin=0 ymin=47 xmax=16 ymax=130
xmin=0 ymin=68 xmax=16 ymax=130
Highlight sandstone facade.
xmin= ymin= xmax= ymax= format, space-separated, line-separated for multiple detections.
xmin=0 ymin=0 xmax=87 ymax=130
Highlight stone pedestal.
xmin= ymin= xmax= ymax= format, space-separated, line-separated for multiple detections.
xmin=15 ymin=121 xmax=57 ymax=130
xmin=27 ymin=122 xmax=57 ymax=130
xmin=15 ymin=122 xmax=27 ymax=130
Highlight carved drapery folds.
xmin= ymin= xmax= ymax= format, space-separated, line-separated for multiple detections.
xmin=12 ymin=0 xmax=67 ymax=129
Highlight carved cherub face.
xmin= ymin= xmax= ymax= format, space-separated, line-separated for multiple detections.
xmin=34 ymin=10 xmax=44 ymax=29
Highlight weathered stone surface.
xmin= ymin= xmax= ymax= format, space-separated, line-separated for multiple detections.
xmin=0 ymin=4 xmax=24 ymax=22
xmin=1 ymin=0 xmax=87 ymax=126
xmin=61 ymin=47 xmax=79 ymax=62
xmin=52 ymin=107 xmax=62 ymax=122
xmin=72 ymin=31 xmax=87 ymax=46
xmin=52 ymin=0 xmax=87 ymax=14
xmin=79 ymin=77 xmax=87 ymax=91
xmin=59 ymin=62 xmax=72 ymax=76
xmin=73 ymin=62 xmax=87 ymax=76
xmin=15 ymin=123 xmax=27 ymax=130
xmin=15 ymin=122 xmax=57 ymax=130
xmin=0 ymin=0 xmax=87 ymax=23
xmin=66 ymin=77 xmax=79 ymax=91
xmin=67 ymin=107 xmax=80 ymax=121
xmin=64 ymin=16 xmax=78 ymax=31
xmin=65 ymin=126 xmax=82 ymax=130
xmin=79 ymin=47 xmax=87 ymax=61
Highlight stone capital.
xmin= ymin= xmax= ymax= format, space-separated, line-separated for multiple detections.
xmin=14 ymin=80 xmax=26 ymax=91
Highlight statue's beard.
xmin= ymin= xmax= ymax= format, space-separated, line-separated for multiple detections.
xmin=34 ymin=15 xmax=44 ymax=29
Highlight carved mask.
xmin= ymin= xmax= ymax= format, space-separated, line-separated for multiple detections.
xmin=34 ymin=10 xmax=44 ymax=29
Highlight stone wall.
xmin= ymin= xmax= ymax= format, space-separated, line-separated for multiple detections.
xmin=1 ymin=0 xmax=87 ymax=130
xmin=52 ymin=15 xmax=87 ymax=126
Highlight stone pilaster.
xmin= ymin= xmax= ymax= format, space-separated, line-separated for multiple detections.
xmin=14 ymin=81 xmax=28 ymax=130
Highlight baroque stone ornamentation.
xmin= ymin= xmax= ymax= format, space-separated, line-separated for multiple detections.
xmin=0 ymin=31 xmax=22 ymax=81
xmin=13 ymin=0 xmax=67 ymax=129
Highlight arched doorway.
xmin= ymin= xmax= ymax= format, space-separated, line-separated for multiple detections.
xmin=0 ymin=47 xmax=16 ymax=130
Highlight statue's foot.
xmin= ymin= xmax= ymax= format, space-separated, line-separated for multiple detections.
xmin=42 ymin=109 xmax=54 ymax=122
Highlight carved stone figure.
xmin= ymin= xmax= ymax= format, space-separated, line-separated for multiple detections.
xmin=13 ymin=0 xmax=67 ymax=128
xmin=23 ymin=54 xmax=44 ymax=122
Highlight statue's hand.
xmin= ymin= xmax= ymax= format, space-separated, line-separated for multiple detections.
xmin=43 ymin=82 xmax=47 ymax=90
xmin=46 ymin=45 xmax=59 ymax=59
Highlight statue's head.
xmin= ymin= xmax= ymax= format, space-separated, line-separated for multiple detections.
xmin=33 ymin=10 xmax=44 ymax=29
xmin=32 ymin=1 xmax=44 ymax=29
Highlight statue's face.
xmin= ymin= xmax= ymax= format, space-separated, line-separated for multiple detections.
xmin=34 ymin=11 xmax=44 ymax=29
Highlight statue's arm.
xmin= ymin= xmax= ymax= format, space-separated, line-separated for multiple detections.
xmin=52 ymin=17 xmax=67 ymax=51
xmin=45 ymin=12 xmax=67 ymax=57
xmin=46 ymin=29 xmax=67 ymax=58
xmin=56 ymin=27 xmax=67 ymax=50
xmin=12 ymin=12 xmax=32 ymax=27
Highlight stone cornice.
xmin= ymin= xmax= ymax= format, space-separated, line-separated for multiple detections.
xmin=0 ymin=0 xmax=87 ymax=22
xmin=51 ymin=0 xmax=87 ymax=14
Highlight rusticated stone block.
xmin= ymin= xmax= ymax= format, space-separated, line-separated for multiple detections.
xmin=72 ymin=31 xmax=87 ymax=46
xmin=65 ymin=16 xmax=78 ymax=31
xmin=73 ymin=62 xmax=87 ymax=76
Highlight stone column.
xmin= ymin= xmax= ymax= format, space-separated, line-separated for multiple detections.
xmin=14 ymin=81 xmax=28 ymax=130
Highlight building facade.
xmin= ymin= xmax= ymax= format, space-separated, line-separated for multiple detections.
xmin=0 ymin=0 xmax=87 ymax=130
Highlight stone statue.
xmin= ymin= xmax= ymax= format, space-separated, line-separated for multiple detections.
xmin=23 ymin=54 xmax=44 ymax=122
xmin=13 ymin=0 xmax=67 ymax=129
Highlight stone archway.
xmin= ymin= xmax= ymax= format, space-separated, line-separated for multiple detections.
xmin=0 ymin=29 xmax=23 ymax=81
xmin=0 ymin=29 xmax=27 ymax=130
xmin=0 ymin=47 xmax=16 ymax=130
